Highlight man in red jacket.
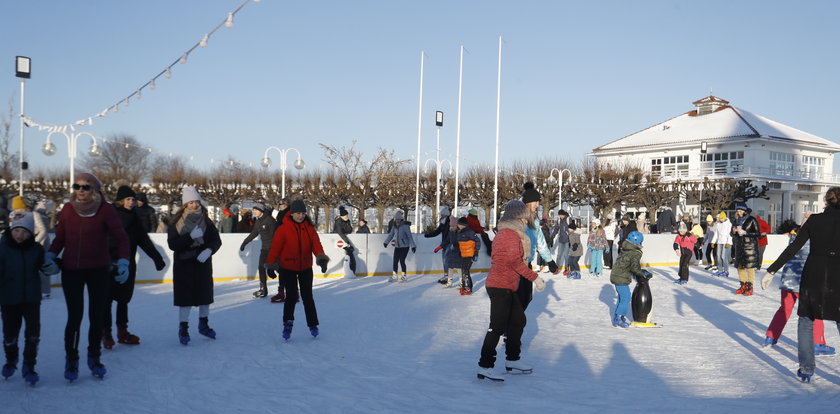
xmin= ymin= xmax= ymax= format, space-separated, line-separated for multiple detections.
xmin=265 ymin=200 xmax=329 ymax=340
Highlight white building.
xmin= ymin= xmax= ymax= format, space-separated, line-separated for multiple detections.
xmin=591 ymin=96 xmax=840 ymax=229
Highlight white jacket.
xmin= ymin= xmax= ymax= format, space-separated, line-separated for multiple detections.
xmin=711 ymin=220 xmax=733 ymax=245
xmin=604 ymin=222 xmax=617 ymax=241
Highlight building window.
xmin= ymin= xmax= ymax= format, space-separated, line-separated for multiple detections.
xmin=801 ymin=155 xmax=825 ymax=179
xmin=651 ymin=155 xmax=688 ymax=178
xmin=770 ymin=152 xmax=794 ymax=176
xmin=700 ymin=151 xmax=743 ymax=175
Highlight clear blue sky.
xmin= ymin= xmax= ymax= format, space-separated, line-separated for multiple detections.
xmin=2 ymin=0 xmax=839 ymax=176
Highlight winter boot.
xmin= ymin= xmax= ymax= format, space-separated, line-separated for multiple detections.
xmin=253 ymin=286 xmax=268 ymax=298
xmin=735 ymin=282 xmax=747 ymax=295
xmin=21 ymin=362 xmax=38 ymax=386
xmin=198 ymin=317 xmax=216 ymax=339
xmin=562 ymin=269 xmax=570 ymax=276
xmin=797 ymin=369 xmax=813 ymax=383
xmin=179 ymin=322 xmax=190 ymax=345
xmin=763 ymin=336 xmax=778 ymax=347
xmin=612 ymin=314 xmax=630 ymax=328
xmin=309 ymin=326 xmax=319 ymax=338
xmin=399 ymin=272 xmax=407 ymax=283
xmin=505 ymin=360 xmax=533 ymax=374
xmin=743 ymin=282 xmax=754 ymax=296
xmin=815 ymin=344 xmax=836 ymax=356
xmin=270 ymin=289 xmax=286 ymax=303
xmin=437 ymin=274 xmax=449 ymax=285
xmin=117 ymin=326 xmax=140 ymax=345
xmin=477 ymin=367 xmax=504 ymax=382
xmin=87 ymin=355 xmax=106 ymax=379
xmin=102 ymin=328 xmax=115 ymax=350
xmin=444 ymin=276 xmax=454 ymax=288
xmin=389 ymin=271 xmax=399 ymax=283
xmin=64 ymin=357 xmax=79 ymax=382
xmin=282 ymin=321 xmax=293 ymax=340
xmin=2 ymin=358 xmax=17 ymax=379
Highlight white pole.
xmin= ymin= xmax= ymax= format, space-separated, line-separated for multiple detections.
xmin=69 ymin=134 xmax=75 ymax=189
xmin=281 ymin=149 xmax=287 ymax=200
xmin=18 ymin=79 xmax=25 ymax=196
xmin=435 ymin=126 xmax=441 ymax=224
xmin=492 ymin=36 xmax=502 ymax=228
xmin=454 ymin=45 xmax=464 ymax=219
xmin=414 ymin=51 xmax=425 ymax=230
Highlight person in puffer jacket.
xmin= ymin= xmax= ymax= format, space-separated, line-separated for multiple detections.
xmin=476 ymin=200 xmax=545 ymax=382
xmin=611 ymin=231 xmax=649 ymax=328
xmin=425 ymin=206 xmax=452 ymax=284
xmin=673 ymin=222 xmax=697 ymax=284
xmin=761 ymin=213 xmax=834 ymax=354
xmin=383 ymin=210 xmax=416 ymax=282
xmin=445 ymin=217 xmax=480 ymax=295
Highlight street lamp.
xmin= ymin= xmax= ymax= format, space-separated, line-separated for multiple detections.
xmin=546 ymin=168 xmax=572 ymax=215
xmin=422 ymin=157 xmax=454 ymax=225
xmin=15 ymin=56 xmax=31 ymax=196
xmin=261 ymin=146 xmax=304 ymax=199
xmin=42 ymin=131 xmax=101 ymax=189
xmin=416 ymin=111 xmax=452 ymax=227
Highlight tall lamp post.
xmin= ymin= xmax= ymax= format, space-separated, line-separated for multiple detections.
xmin=41 ymin=131 xmax=101 ymax=189
xmin=421 ymin=111 xmax=454 ymax=226
xmin=546 ymin=168 xmax=572 ymax=216
xmin=261 ymin=146 xmax=304 ymax=199
xmin=15 ymin=56 xmax=31 ymax=196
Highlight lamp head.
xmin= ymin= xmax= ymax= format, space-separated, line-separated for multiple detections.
xmin=261 ymin=156 xmax=271 ymax=168
xmin=42 ymin=141 xmax=56 ymax=156
xmin=293 ymin=158 xmax=305 ymax=170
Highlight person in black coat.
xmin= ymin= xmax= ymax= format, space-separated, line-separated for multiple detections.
xmin=357 ymin=219 xmax=371 ymax=234
xmin=134 ymin=193 xmax=157 ymax=233
xmin=656 ymin=208 xmax=677 ymax=234
xmin=104 ymin=186 xmax=166 ymax=348
xmin=424 ymin=206 xmax=451 ymax=283
xmin=167 ymin=187 xmax=222 ymax=345
xmin=732 ymin=204 xmax=760 ymax=295
xmin=334 ymin=206 xmax=357 ymax=274
xmin=764 ymin=187 xmax=840 ymax=383
xmin=617 ymin=215 xmax=638 ymax=253
xmin=240 ymin=203 xmax=279 ymax=299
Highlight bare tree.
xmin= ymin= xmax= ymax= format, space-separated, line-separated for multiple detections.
xmin=0 ymin=99 xmax=18 ymax=184
xmin=566 ymin=158 xmax=644 ymax=221
xmin=633 ymin=174 xmax=680 ymax=219
xmin=79 ymin=134 xmax=153 ymax=184
xmin=149 ymin=155 xmax=200 ymax=210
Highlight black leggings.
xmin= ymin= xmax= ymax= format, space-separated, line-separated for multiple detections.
xmin=105 ymin=260 xmax=136 ymax=329
xmin=393 ymin=247 xmax=409 ymax=272
xmin=280 ymin=268 xmax=319 ymax=328
xmin=479 ymin=287 xmax=526 ymax=368
xmin=62 ymin=268 xmax=110 ymax=359
xmin=2 ymin=303 xmax=40 ymax=365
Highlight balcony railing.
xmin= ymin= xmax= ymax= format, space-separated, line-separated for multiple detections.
xmin=649 ymin=166 xmax=840 ymax=184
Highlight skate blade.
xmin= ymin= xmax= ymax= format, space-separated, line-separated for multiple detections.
xmin=477 ymin=373 xmax=504 ymax=382
xmin=630 ymin=322 xmax=662 ymax=328
xmin=505 ymin=367 xmax=533 ymax=374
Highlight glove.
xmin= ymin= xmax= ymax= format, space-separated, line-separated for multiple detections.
xmin=383 ymin=243 xmax=388 ymax=248
xmin=434 ymin=246 xmax=443 ymax=253
xmin=571 ymin=243 xmax=578 ymax=251
xmin=265 ymin=263 xmax=278 ymax=279
xmin=315 ymin=254 xmax=330 ymax=273
xmin=761 ymin=271 xmax=775 ymax=290
xmin=190 ymin=226 xmax=204 ymax=240
xmin=725 ymin=244 xmax=731 ymax=248
xmin=711 ymin=243 xmax=716 ymax=248
xmin=41 ymin=260 xmax=60 ymax=276
xmin=411 ymin=247 xmax=416 ymax=254
xmin=642 ymin=270 xmax=653 ymax=280
xmin=605 ymin=248 xmax=610 ymax=254
xmin=344 ymin=245 xmax=354 ymax=254
xmin=46 ymin=251 xmax=58 ymax=264
xmin=239 ymin=243 xmax=247 ymax=252
xmin=197 ymin=248 xmax=212 ymax=263
xmin=547 ymin=260 xmax=559 ymax=274
xmin=115 ymin=258 xmax=130 ymax=284
xmin=154 ymin=257 xmax=166 ymax=271
xmin=473 ymin=255 xmax=479 ymax=262
xmin=533 ymin=277 xmax=546 ymax=293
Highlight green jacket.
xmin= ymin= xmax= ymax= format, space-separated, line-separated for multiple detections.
xmin=610 ymin=240 xmax=644 ymax=286
xmin=0 ymin=235 xmax=45 ymax=305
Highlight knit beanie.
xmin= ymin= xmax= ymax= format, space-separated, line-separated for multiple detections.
xmin=253 ymin=203 xmax=266 ymax=213
xmin=290 ymin=199 xmax=307 ymax=213
xmin=439 ymin=206 xmax=450 ymax=217
xmin=182 ymin=186 xmax=201 ymax=205
xmin=557 ymin=209 xmax=569 ymax=217
xmin=457 ymin=217 xmax=468 ymax=226
xmin=500 ymin=200 xmax=529 ymax=222
xmin=338 ymin=206 xmax=348 ymax=217
xmin=115 ymin=185 xmax=136 ymax=202
xmin=75 ymin=172 xmax=102 ymax=193
xmin=468 ymin=208 xmax=478 ymax=216
xmin=678 ymin=222 xmax=688 ymax=232
xmin=394 ymin=210 xmax=404 ymax=220
xmin=706 ymin=214 xmax=714 ymax=223
xmin=735 ymin=204 xmax=749 ymax=212
xmin=11 ymin=195 xmax=26 ymax=211
xmin=718 ymin=212 xmax=727 ymax=220
xmin=10 ymin=211 xmax=34 ymax=236
xmin=521 ymin=182 xmax=541 ymax=204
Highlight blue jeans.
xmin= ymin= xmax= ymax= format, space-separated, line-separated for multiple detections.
xmin=590 ymin=249 xmax=604 ymax=274
xmin=715 ymin=244 xmax=730 ymax=273
xmin=441 ymin=245 xmax=451 ymax=274
xmin=556 ymin=242 xmax=570 ymax=268
xmin=798 ymin=316 xmax=840 ymax=375
xmin=614 ymin=285 xmax=631 ymax=317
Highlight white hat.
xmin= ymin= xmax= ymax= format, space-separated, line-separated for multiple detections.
xmin=10 ymin=211 xmax=35 ymax=235
xmin=182 ymin=186 xmax=201 ymax=205
xmin=591 ymin=218 xmax=601 ymax=226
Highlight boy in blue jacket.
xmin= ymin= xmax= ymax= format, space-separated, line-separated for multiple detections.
xmin=1 ymin=213 xmax=60 ymax=385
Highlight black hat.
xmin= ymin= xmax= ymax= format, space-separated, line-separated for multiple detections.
xmin=568 ymin=222 xmax=578 ymax=230
xmin=338 ymin=206 xmax=348 ymax=217
xmin=557 ymin=209 xmax=569 ymax=217
xmin=457 ymin=217 xmax=468 ymax=226
xmin=521 ymin=182 xmax=541 ymax=204
xmin=290 ymin=199 xmax=307 ymax=213
xmin=115 ymin=186 xmax=136 ymax=201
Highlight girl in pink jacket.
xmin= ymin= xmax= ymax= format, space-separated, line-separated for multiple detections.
xmin=673 ymin=222 xmax=697 ymax=284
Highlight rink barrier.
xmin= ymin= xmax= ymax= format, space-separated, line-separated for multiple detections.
xmin=45 ymin=232 xmax=790 ymax=285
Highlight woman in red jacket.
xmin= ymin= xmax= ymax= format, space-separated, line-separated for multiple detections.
xmin=265 ymin=200 xmax=329 ymax=340
xmin=48 ymin=173 xmax=130 ymax=381
xmin=477 ymin=200 xmax=546 ymax=382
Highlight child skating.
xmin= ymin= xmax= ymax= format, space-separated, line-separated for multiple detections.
xmin=673 ymin=222 xmax=697 ymax=284
xmin=610 ymin=231 xmax=646 ymax=328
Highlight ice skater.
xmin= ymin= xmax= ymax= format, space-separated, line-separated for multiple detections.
xmin=673 ymin=222 xmax=697 ymax=284
xmin=610 ymin=231 xmax=646 ymax=328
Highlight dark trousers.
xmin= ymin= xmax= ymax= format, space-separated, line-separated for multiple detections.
xmin=105 ymin=260 xmax=136 ymax=329
xmin=568 ymin=255 xmax=581 ymax=272
xmin=479 ymin=287 xmax=526 ymax=368
xmin=280 ymin=268 xmax=319 ymax=328
xmin=604 ymin=240 xmax=614 ymax=268
xmin=2 ymin=303 xmax=40 ymax=366
xmin=678 ymin=247 xmax=692 ymax=281
xmin=694 ymin=238 xmax=704 ymax=260
xmin=393 ymin=247 xmax=409 ymax=273
xmin=460 ymin=258 xmax=473 ymax=290
xmin=705 ymin=243 xmax=716 ymax=266
xmin=62 ymin=268 xmax=110 ymax=359
xmin=517 ymin=275 xmax=533 ymax=311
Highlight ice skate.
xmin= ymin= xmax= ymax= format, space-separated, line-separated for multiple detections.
xmin=282 ymin=321 xmax=293 ymax=340
xmin=87 ymin=356 xmax=106 ymax=379
xmin=179 ymin=322 xmax=190 ymax=345
xmin=505 ymin=360 xmax=533 ymax=374
xmin=198 ymin=317 xmax=216 ymax=339
xmin=477 ymin=367 xmax=504 ymax=382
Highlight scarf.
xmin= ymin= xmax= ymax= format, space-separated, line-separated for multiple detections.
xmin=69 ymin=192 xmax=102 ymax=217
xmin=497 ymin=218 xmax=531 ymax=263
xmin=175 ymin=210 xmax=207 ymax=247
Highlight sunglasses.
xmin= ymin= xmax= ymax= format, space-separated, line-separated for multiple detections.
xmin=72 ymin=184 xmax=93 ymax=191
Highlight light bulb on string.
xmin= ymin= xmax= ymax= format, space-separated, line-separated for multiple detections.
xmin=165 ymin=68 xmax=172 ymax=79
xmin=150 ymin=79 xmax=156 ymax=90
xmin=225 ymin=13 xmax=234 ymax=28
xmin=136 ymin=89 xmax=141 ymax=100
xmin=114 ymin=104 xmax=119 ymax=113
xmin=200 ymin=34 xmax=209 ymax=48
xmin=180 ymin=53 xmax=187 ymax=64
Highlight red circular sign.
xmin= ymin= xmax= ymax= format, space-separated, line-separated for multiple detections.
xmin=335 ymin=240 xmax=345 ymax=249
